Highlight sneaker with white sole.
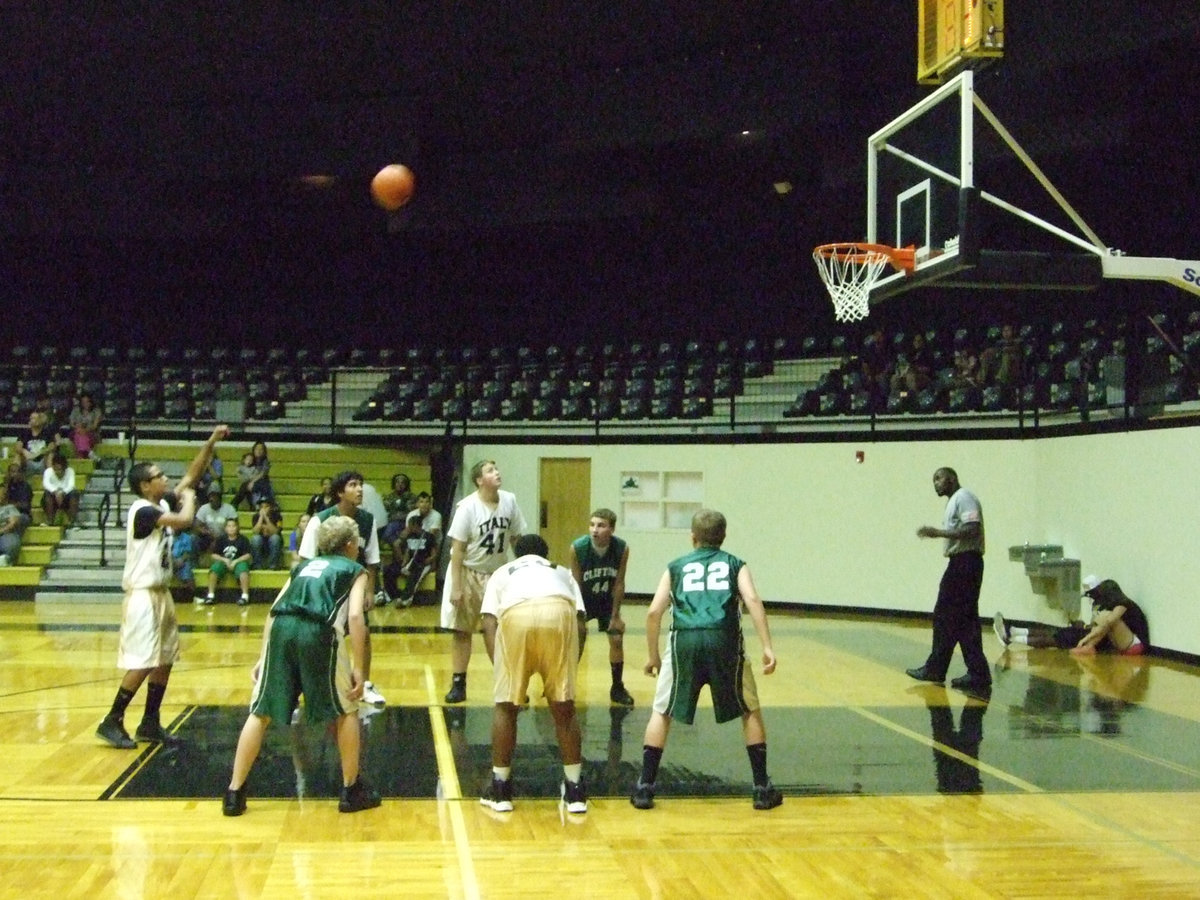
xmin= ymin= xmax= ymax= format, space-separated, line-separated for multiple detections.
xmin=560 ymin=779 xmax=588 ymax=814
xmin=480 ymin=777 xmax=514 ymax=812
xmin=993 ymin=612 xmax=1010 ymax=646
xmin=362 ymin=681 xmax=386 ymax=706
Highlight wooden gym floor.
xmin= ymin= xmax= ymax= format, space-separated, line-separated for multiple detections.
xmin=2 ymin=598 xmax=1200 ymax=898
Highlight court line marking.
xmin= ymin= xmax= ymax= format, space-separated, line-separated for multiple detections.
xmin=103 ymin=706 xmax=197 ymax=799
xmin=848 ymin=704 xmax=1046 ymax=793
xmin=425 ymin=664 xmax=480 ymax=900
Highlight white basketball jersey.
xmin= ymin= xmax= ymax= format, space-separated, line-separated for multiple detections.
xmin=447 ymin=490 xmax=526 ymax=574
xmin=122 ymin=497 xmax=173 ymax=591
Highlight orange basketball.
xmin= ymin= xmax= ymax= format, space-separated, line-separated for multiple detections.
xmin=370 ymin=164 xmax=415 ymax=211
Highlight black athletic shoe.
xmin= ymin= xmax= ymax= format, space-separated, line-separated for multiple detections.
xmin=339 ymin=778 xmax=382 ymax=813
xmin=222 ymin=786 xmax=247 ymax=817
xmin=560 ymin=779 xmax=588 ymax=814
xmin=905 ymin=666 xmax=944 ymax=684
xmin=444 ymin=682 xmax=467 ymax=704
xmin=630 ymin=781 xmax=656 ymax=810
xmin=950 ymin=675 xmax=992 ymax=699
xmin=135 ymin=721 xmax=184 ymax=745
xmin=752 ymin=781 xmax=784 ymax=810
xmin=609 ymin=684 xmax=635 ymax=707
xmin=480 ymin=777 xmax=514 ymax=812
xmin=97 ymin=717 xmax=137 ymax=749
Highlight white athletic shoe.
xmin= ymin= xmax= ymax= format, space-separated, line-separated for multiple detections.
xmin=993 ymin=612 xmax=1010 ymax=646
xmin=362 ymin=681 xmax=386 ymax=706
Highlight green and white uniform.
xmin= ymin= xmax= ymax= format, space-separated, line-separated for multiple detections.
xmin=652 ymin=546 xmax=759 ymax=725
xmin=249 ymin=554 xmax=366 ymax=724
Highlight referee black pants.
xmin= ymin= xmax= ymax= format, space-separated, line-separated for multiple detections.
xmin=923 ymin=551 xmax=989 ymax=682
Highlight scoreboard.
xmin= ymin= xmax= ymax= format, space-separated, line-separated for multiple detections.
xmin=917 ymin=0 xmax=1005 ymax=85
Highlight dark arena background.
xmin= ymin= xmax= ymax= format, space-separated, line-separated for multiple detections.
xmin=2 ymin=4 xmax=1196 ymax=350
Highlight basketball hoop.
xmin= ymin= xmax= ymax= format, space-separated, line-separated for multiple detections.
xmin=813 ymin=243 xmax=915 ymax=322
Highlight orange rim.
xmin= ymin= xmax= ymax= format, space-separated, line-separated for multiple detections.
xmin=814 ymin=243 xmax=915 ymax=272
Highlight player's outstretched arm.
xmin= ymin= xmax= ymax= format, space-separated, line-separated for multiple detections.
xmin=738 ymin=565 xmax=776 ymax=675
xmin=178 ymin=425 xmax=231 ymax=492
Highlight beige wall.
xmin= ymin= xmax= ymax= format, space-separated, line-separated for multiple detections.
xmin=465 ymin=426 xmax=1199 ymax=656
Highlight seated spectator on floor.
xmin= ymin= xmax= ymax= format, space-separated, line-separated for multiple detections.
xmin=68 ymin=393 xmax=103 ymax=460
xmin=306 ymin=477 xmax=335 ymax=516
xmin=890 ymin=333 xmax=935 ymax=397
xmin=195 ymin=487 xmax=237 ymax=557
xmin=289 ymin=513 xmax=311 ymax=568
xmin=249 ymin=499 xmax=283 ymax=569
xmin=4 ymin=463 xmax=33 ymax=522
xmin=994 ymin=575 xmax=1149 ymax=656
xmin=207 ymin=517 xmax=252 ymax=607
xmin=14 ymin=411 xmax=61 ymax=475
xmin=42 ymin=452 xmax=80 ymax=528
xmin=979 ymin=324 xmax=1024 ymax=389
xmin=0 ymin=480 xmax=28 ymax=566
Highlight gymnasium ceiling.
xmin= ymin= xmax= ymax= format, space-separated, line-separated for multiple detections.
xmin=1 ymin=3 xmax=1197 ymax=346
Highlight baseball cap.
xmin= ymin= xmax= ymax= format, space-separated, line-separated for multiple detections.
xmin=1081 ymin=574 xmax=1101 ymax=595
xmin=207 ymin=486 xmax=222 ymax=496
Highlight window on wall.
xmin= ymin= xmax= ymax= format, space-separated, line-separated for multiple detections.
xmin=620 ymin=470 xmax=703 ymax=530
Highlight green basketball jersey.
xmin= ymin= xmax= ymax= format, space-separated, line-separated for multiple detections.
xmin=666 ymin=546 xmax=744 ymax=631
xmin=571 ymin=534 xmax=627 ymax=606
xmin=273 ymin=554 xmax=365 ymax=632
xmin=315 ymin=504 xmax=374 ymax=545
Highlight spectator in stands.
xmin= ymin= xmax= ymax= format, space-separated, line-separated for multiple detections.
xmin=979 ymin=324 xmax=1024 ymax=389
xmin=4 ymin=462 xmax=33 ymax=522
xmin=994 ymin=576 xmax=1149 ymax=655
xmin=33 ymin=394 xmax=68 ymax=445
xmin=206 ymin=517 xmax=252 ymax=607
xmin=386 ymin=492 xmax=443 ymax=606
xmin=306 ymin=477 xmax=335 ymax=516
xmin=289 ymin=513 xmax=311 ymax=568
xmin=0 ymin=480 xmax=28 ymax=566
xmin=381 ymin=473 xmax=417 ymax=548
xmin=68 ymin=393 xmax=103 ymax=460
xmin=249 ymin=499 xmax=284 ymax=569
xmin=248 ymin=441 xmax=274 ymax=505
xmin=890 ymin=333 xmax=935 ymax=397
xmin=950 ymin=346 xmax=983 ymax=390
xmin=42 ymin=452 xmax=80 ymax=528
xmin=172 ymin=526 xmax=197 ymax=600
xmin=231 ymin=452 xmax=258 ymax=510
xmin=858 ymin=327 xmax=893 ymax=406
xmin=14 ymin=411 xmax=60 ymax=475
xmin=196 ymin=450 xmax=224 ymax=499
xmin=232 ymin=441 xmax=274 ymax=510
xmin=195 ymin=487 xmax=237 ymax=558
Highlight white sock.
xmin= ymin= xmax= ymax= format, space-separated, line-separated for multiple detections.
xmin=493 ymin=766 xmax=511 ymax=782
xmin=241 ymin=594 xmax=249 ymax=602
xmin=1010 ymin=627 xmax=1030 ymax=644
xmin=563 ymin=763 xmax=583 ymax=784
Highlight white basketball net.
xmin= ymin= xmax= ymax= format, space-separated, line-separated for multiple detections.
xmin=813 ymin=244 xmax=890 ymax=322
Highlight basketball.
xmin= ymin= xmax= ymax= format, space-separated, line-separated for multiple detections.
xmin=370 ymin=164 xmax=415 ymax=211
